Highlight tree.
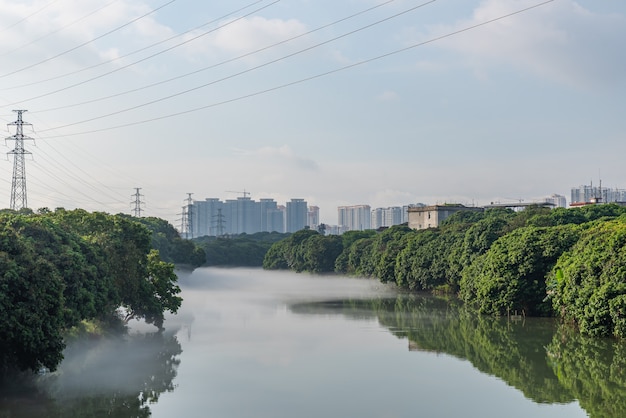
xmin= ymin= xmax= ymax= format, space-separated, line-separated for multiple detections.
xmin=460 ymin=225 xmax=580 ymax=316
xmin=549 ymin=219 xmax=626 ymax=337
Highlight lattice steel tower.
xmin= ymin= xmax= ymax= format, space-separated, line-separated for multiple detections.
xmin=181 ymin=193 xmax=194 ymax=239
xmin=131 ymin=187 xmax=144 ymax=217
xmin=6 ymin=110 xmax=34 ymax=211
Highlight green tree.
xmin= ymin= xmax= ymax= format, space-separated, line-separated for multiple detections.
xmin=461 ymin=225 xmax=581 ymax=316
xmin=550 ymin=218 xmax=626 ymax=337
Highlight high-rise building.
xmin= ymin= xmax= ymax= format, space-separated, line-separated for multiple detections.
xmin=371 ymin=206 xmax=402 ymax=229
xmin=545 ymin=194 xmax=567 ymax=208
xmin=192 ymin=198 xmax=224 ymax=237
xmin=371 ymin=206 xmax=403 ymax=229
xmin=338 ymin=205 xmax=371 ymax=231
xmin=190 ymin=197 xmax=292 ymax=236
xmin=307 ymin=206 xmax=320 ymax=229
xmin=571 ymin=184 xmax=626 ymax=205
xmin=267 ymin=205 xmax=286 ymax=233
xmin=286 ymin=199 xmax=308 ymax=232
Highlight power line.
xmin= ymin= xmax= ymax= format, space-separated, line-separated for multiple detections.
xmin=3 ymin=0 xmax=281 ymax=105
xmin=0 ymin=0 xmax=177 ymax=79
xmin=37 ymin=0 xmax=554 ymax=138
xmin=34 ymin=0 xmax=397 ymax=113
xmin=0 ymin=0 xmax=62 ymax=35
xmin=39 ymin=0 xmax=436 ymax=131
xmin=0 ymin=0 xmax=121 ymax=59
xmin=0 ymin=0 xmax=268 ymax=91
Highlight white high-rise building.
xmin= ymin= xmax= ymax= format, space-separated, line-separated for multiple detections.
xmin=371 ymin=207 xmax=403 ymax=229
xmin=338 ymin=205 xmax=371 ymax=231
xmin=571 ymin=184 xmax=626 ymax=205
xmin=190 ymin=197 xmax=295 ymax=236
xmin=307 ymin=206 xmax=320 ymax=229
xmin=545 ymin=194 xmax=567 ymax=208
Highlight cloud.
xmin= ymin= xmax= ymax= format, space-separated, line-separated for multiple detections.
xmin=211 ymin=16 xmax=307 ymax=54
xmin=0 ymin=0 xmax=174 ymax=70
xmin=420 ymin=0 xmax=626 ymax=89
xmin=234 ymin=145 xmax=319 ymax=171
xmin=377 ymin=90 xmax=399 ymax=101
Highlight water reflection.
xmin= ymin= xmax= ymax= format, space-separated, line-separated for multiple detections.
xmin=0 ymin=330 xmax=182 ymax=418
xmin=291 ymin=294 xmax=626 ymax=417
xmin=547 ymin=327 xmax=626 ymax=417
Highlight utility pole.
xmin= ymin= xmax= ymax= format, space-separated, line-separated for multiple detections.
xmin=131 ymin=187 xmax=144 ymax=217
xmin=6 ymin=110 xmax=34 ymax=211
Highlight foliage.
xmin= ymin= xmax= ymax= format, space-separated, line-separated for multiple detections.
xmin=132 ymin=216 xmax=206 ymax=267
xmin=0 ymin=209 xmax=182 ymax=373
xmin=263 ymin=205 xmax=626 ymax=339
xmin=549 ymin=218 xmax=626 ymax=337
xmin=262 ymin=229 xmax=339 ymax=272
xmin=460 ymin=225 xmax=581 ymax=316
xmin=546 ymin=326 xmax=626 ymax=417
xmin=197 ymin=232 xmax=289 ymax=267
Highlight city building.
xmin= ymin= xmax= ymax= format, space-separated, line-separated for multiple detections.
xmin=545 ymin=194 xmax=567 ymax=208
xmin=286 ymin=198 xmax=308 ymax=233
xmin=307 ymin=205 xmax=320 ymax=230
xmin=190 ymin=197 xmax=294 ymax=237
xmin=371 ymin=206 xmax=403 ymax=229
xmin=338 ymin=205 xmax=371 ymax=231
xmin=571 ymin=184 xmax=626 ymax=206
xmin=407 ymin=204 xmax=483 ymax=230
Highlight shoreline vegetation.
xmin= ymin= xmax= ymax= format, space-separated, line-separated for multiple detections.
xmin=262 ymin=204 xmax=626 ymax=339
xmin=4 ymin=203 xmax=626 ymax=375
xmin=0 ymin=208 xmax=205 ymax=374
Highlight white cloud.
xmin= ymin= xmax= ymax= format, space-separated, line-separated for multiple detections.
xmin=377 ymin=90 xmax=399 ymax=101
xmin=234 ymin=145 xmax=319 ymax=171
xmin=420 ymin=0 xmax=626 ymax=88
xmin=211 ymin=16 xmax=307 ymax=54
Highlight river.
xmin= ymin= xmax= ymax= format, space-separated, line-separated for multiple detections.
xmin=3 ymin=267 xmax=626 ymax=417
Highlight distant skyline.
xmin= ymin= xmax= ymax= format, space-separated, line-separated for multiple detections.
xmin=0 ymin=0 xmax=624 ymax=226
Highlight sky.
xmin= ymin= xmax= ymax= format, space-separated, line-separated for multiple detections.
xmin=0 ymin=0 xmax=624 ymax=226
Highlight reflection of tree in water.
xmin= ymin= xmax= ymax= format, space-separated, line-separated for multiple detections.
xmin=292 ymin=295 xmax=573 ymax=404
xmin=0 ymin=330 xmax=182 ymax=418
xmin=373 ymin=295 xmax=574 ymax=404
xmin=546 ymin=326 xmax=626 ymax=418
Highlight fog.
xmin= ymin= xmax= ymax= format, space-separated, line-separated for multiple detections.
xmin=1 ymin=268 xmax=590 ymax=418
xmin=12 ymin=268 xmax=393 ymax=412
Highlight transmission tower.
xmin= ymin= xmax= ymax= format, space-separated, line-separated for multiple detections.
xmin=6 ymin=110 xmax=34 ymax=211
xmin=181 ymin=193 xmax=194 ymax=239
xmin=131 ymin=187 xmax=144 ymax=217
xmin=213 ymin=207 xmax=226 ymax=237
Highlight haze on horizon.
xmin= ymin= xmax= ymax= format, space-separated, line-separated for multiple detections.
xmin=0 ymin=0 xmax=624 ymax=226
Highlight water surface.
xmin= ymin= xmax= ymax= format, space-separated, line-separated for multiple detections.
xmin=4 ymin=267 xmax=625 ymax=417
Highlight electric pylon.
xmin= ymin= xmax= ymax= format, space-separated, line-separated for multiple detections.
xmin=131 ymin=187 xmax=144 ymax=217
xmin=213 ymin=207 xmax=226 ymax=237
xmin=181 ymin=193 xmax=194 ymax=239
xmin=6 ymin=110 xmax=34 ymax=211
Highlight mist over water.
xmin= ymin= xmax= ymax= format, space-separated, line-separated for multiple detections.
xmin=1 ymin=267 xmax=594 ymax=418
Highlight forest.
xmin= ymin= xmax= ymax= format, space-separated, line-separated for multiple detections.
xmin=0 ymin=208 xmax=201 ymax=374
xmin=263 ymin=203 xmax=626 ymax=338
xmin=193 ymin=231 xmax=289 ymax=267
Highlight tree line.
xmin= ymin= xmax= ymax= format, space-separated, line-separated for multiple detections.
xmin=193 ymin=231 xmax=290 ymax=266
xmin=0 ymin=208 xmax=196 ymax=373
xmin=263 ymin=204 xmax=626 ymax=338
